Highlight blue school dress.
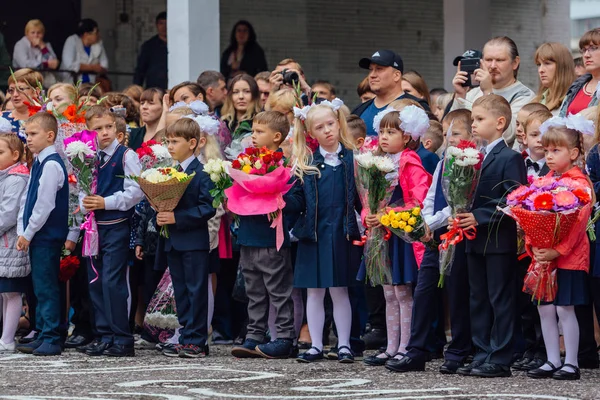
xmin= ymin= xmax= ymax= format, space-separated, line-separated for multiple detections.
xmin=294 ymin=163 xmax=360 ymax=288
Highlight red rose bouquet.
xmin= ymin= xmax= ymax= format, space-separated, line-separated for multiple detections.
xmin=224 ymin=147 xmax=293 ymax=250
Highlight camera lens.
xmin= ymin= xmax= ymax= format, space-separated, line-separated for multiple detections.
xmin=282 ymin=70 xmax=299 ymax=85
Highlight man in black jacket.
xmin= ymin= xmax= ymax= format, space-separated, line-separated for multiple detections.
xmin=352 ymin=50 xmax=429 ymax=135
xmin=134 ymin=12 xmax=168 ymax=89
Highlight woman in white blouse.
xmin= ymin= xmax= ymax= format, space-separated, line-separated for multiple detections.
xmin=61 ymin=19 xmax=108 ymax=84
xmin=12 ymin=20 xmax=59 ymax=87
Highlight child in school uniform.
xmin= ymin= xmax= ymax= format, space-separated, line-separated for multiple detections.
xmin=455 ymin=95 xmax=527 ymax=378
xmin=156 ymin=118 xmax=216 ymax=358
xmin=286 ymin=101 xmax=361 ymax=363
xmin=512 ymin=109 xmax=552 ymax=372
xmin=16 ymin=112 xmax=69 ymax=356
xmin=526 ymin=116 xmax=595 ymax=381
xmin=360 ymin=106 xmax=432 ymax=369
xmin=384 ymin=109 xmax=473 ymax=373
xmin=78 ymin=106 xmax=143 ymax=357
xmin=230 ymin=111 xmax=296 ymax=360
xmin=0 ymin=132 xmax=29 ymax=353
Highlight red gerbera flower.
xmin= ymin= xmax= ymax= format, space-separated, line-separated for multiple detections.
xmin=572 ymin=187 xmax=591 ymax=204
xmin=530 ymin=192 xmax=555 ymax=211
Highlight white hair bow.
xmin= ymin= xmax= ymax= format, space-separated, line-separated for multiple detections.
xmin=399 ymin=105 xmax=430 ymax=140
xmin=540 ymin=114 xmax=595 ymax=137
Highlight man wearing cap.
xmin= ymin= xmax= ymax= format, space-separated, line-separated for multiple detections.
xmin=450 ymin=39 xmax=535 ymax=149
xmin=352 ymin=50 xmax=430 ymax=136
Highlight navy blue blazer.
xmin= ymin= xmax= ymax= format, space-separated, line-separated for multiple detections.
xmin=285 ymin=147 xmax=361 ymax=242
xmin=467 ymin=140 xmax=527 ymax=255
xmin=416 ymin=144 xmax=440 ymax=175
xmin=164 ymin=157 xmax=216 ymax=252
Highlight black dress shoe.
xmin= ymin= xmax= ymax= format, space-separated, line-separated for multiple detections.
xmin=552 ymin=364 xmax=581 ymax=380
xmin=511 ymin=357 xmax=533 ymax=371
xmin=384 ymin=356 xmax=425 ymax=372
xmin=76 ymin=339 xmax=101 ymax=353
xmin=105 ymin=344 xmax=135 ymax=357
xmin=527 ymin=361 xmax=560 ymax=379
xmin=522 ymin=357 xmax=546 ymax=371
xmin=363 ymin=351 xmax=395 ymax=366
xmin=296 ymin=347 xmax=324 ymax=363
xmin=439 ymin=359 xmax=464 ymax=374
xmin=456 ymin=360 xmax=484 ymax=376
xmin=65 ymin=335 xmax=93 ymax=349
xmin=18 ymin=332 xmax=39 ymax=344
xmin=85 ymin=341 xmax=112 ymax=356
xmin=471 ymin=363 xmax=511 ymax=378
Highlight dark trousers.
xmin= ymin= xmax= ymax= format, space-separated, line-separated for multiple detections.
xmin=515 ymin=257 xmax=545 ymax=359
xmin=88 ymin=222 xmax=132 ymax=346
xmin=240 ymin=246 xmax=295 ymax=342
xmin=213 ymin=252 xmax=247 ymax=340
xmin=407 ymin=244 xmax=471 ymax=362
xmin=365 ymin=284 xmax=386 ymax=330
xmin=467 ymin=253 xmax=516 ymax=366
xmin=69 ymin=241 xmax=95 ymax=338
xmin=30 ymin=245 xmax=62 ymax=345
xmin=168 ymin=249 xmax=209 ymax=346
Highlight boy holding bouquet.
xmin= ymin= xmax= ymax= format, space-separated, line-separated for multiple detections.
xmin=79 ymin=106 xmax=143 ymax=357
xmin=16 ymin=113 xmax=69 ymax=356
xmin=455 ymin=95 xmax=527 ymax=377
xmin=157 ymin=118 xmax=215 ymax=358
xmin=231 ymin=111 xmax=296 ymax=359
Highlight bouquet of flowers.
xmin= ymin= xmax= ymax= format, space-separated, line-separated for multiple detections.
xmin=379 ymin=205 xmax=435 ymax=249
xmin=499 ymin=175 xmax=592 ymax=302
xmin=63 ymin=130 xmax=99 ymax=260
xmin=129 ymin=167 xmax=196 ymax=238
xmin=143 ymin=269 xmax=180 ymax=343
xmin=204 ymin=159 xmax=232 ymax=208
xmin=354 ymin=151 xmax=398 ymax=286
xmin=438 ymin=139 xmax=484 ymax=287
xmin=224 ymin=147 xmax=293 ymax=250
xmin=135 ymin=139 xmax=172 ymax=170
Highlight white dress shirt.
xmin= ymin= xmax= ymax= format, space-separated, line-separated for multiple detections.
xmin=178 ymin=155 xmax=196 ymax=172
xmin=422 ymin=160 xmax=451 ymax=232
xmin=319 ymin=144 xmax=342 ymax=167
xmin=525 ymin=156 xmax=546 ymax=178
xmin=483 ymin=137 xmax=504 ymax=160
xmin=79 ymin=139 xmax=143 ymax=214
xmin=18 ymin=146 xmax=65 ymax=242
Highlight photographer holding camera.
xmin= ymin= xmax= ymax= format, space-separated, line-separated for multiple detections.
xmin=269 ymin=59 xmax=312 ymax=101
xmin=451 ymin=37 xmax=534 ymax=149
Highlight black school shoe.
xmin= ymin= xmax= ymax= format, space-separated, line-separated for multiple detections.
xmin=470 ymin=363 xmax=512 ymax=378
xmin=296 ymin=347 xmax=324 ymax=363
xmin=527 ymin=361 xmax=560 ymax=379
xmin=552 ymin=364 xmax=581 ymax=380
xmin=255 ymin=338 xmax=293 ymax=359
xmin=337 ymin=346 xmax=354 ymax=364
xmin=385 ymin=355 xmax=425 ymax=372
xmin=105 ymin=344 xmax=135 ymax=357
xmin=85 ymin=341 xmax=112 ymax=356
xmin=363 ymin=351 xmax=395 ymax=366
xmin=65 ymin=335 xmax=93 ymax=349
xmin=511 ymin=356 xmax=533 ymax=371
xmin=456 ymin=360 xmax=484 ymax=376
xmin=439 ymin=360 xmax=464 ymax=374
xmin=522 ymin=357 xmax=546 ymax=371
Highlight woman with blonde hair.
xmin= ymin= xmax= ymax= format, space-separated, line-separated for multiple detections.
xmin=13 ymin=20 xmax=59 ymax=87
xmin=221 ymin=74 xmax=261 ymax=139
xmin=401 ymin=71 xmax=431 ymax=107
xmin=47 ymin=83 xmax=77 ymax=112
xmin=532 ymin=43 xmax=576 ymax=115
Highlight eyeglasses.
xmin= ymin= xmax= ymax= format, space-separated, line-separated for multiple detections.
xmin=7 ymin=87 xmax=31 ymax=95
xmin=581 ymin=45 xmax=599 ymax=54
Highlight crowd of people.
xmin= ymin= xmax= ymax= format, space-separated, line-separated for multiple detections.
xmin=0 ymin=14 xmax=599 ymax=383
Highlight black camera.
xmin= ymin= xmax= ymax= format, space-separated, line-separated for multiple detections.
xmin=281 ymin=69 xmax=299 ymax=86
xmin=460 ymin=58 xmax=480 ymax=87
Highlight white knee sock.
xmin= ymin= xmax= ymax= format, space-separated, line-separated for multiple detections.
xmin=306 ymin=288 xmax=326 ymax=353
xmin=329 ymin=287 xmax=352 ymax=354
xmin=538 ymin=304 xmax=561 ymax=370
xmin=557 ymin=305 xmax=579 ymax=372
xmin=0 ymin=293 xmax=22 ymax=345
xmin=394 ymin=285 xmax=413 ymax=355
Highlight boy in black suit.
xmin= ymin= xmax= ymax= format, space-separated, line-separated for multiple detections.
xmin=512 ymin=109 xmax=552 ymax=371
xmin=157 ymin=118 xmax=216 ymax=358
xmin=454 ymin=95 xmax=527 ymax=378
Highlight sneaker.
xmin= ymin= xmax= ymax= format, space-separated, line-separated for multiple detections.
xmin=134 ymin=338 xmax=156 ymax=350
xmin=0 ymin=340 xmax=16 ymax=353
xmin=162 ymin=344 xmax=183 ymax=357
xmin=231 ymin=338 xmax=262 ymax=358
xmin=212 ymin=330 xmax=233 ymax=345
xmin=255 ymin=338 xmax=293 ymax=359
xmin=179 ymin=344 xmax=207 ymax=358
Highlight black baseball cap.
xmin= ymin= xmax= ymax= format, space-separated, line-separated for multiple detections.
xmin=453 ymin=49 xmax=483 ymax=66
xmin=359 ymin=50 xmax=404 ymax=73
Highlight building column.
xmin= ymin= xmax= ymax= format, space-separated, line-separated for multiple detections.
xmin=167 ymin=0 xmax=220 ymax=87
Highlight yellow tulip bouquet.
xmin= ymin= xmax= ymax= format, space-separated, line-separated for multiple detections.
xmin=379 ymin=206 xmax=436 ymax=249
